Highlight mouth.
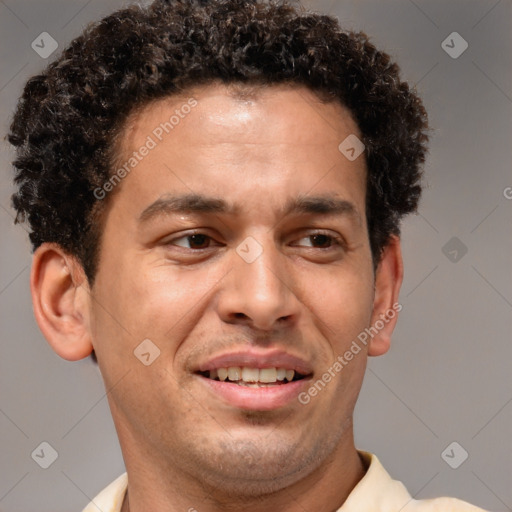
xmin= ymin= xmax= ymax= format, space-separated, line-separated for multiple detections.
xmin=193 ymin=350 xmax=313 ymax=411
xmin=197 ymin=366 xmax=308 ymax=387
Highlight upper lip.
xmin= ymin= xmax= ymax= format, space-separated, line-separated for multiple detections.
xmin=195 ymin=349 xmax=314 ymax=376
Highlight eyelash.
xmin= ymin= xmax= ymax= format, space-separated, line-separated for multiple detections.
xmin=165 ymin=231 xmax=345 ymax=251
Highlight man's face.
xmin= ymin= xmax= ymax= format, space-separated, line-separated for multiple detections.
xmin=89 ymin=83 xmax=375 ymax=493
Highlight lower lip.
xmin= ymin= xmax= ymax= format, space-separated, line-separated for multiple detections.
xmin=197 ymin=375 xmax=310 ymax=411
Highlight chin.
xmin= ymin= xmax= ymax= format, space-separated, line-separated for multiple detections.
xmin=197 ymin=461 xmax=308 ymax=498
xmin=184 ymin=435 xmax=331 ymax=498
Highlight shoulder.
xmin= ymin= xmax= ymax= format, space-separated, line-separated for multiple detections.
xmin=349 ymin=452 xmax=488 ymax=512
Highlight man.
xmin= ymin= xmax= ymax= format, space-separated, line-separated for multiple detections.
xmin=7 ymin=0 xmax=487 ymax=510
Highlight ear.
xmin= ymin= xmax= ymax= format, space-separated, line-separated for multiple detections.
xmin=31 ymin=243 xmax=93 ymax=361
xmin=367 ymin=235 xmax=404 ymax=357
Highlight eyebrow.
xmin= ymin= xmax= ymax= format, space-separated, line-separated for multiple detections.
xmin=139 ymin=193 xmax=360 ymax=224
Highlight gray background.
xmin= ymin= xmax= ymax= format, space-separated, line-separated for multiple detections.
xmin=0 ymin=0 xmax=511 ymax=510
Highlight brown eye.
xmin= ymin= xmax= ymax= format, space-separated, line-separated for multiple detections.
xmin=309 ymin=234 xmax=335 ymax=248
xmin=170 ymin=233 xmax=214 ymax=249
xmin=295 ymin=232 xmax=343 ymax=249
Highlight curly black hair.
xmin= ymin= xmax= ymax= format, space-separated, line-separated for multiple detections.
xmin=8 ymin=0 xmax=428 ymax=285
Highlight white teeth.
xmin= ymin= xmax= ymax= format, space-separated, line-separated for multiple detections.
xmin=259 ymin=368 xmax=277 ymax=383
xmin=208 ymin=367 xmax=298 ymax=383
xmin=227 ymin=367 xmax=242 ymax=381
xmin=242 ymin=367 xmax=259 ymax=383
xmin=276 ymin=368 xmax=287 ymax=381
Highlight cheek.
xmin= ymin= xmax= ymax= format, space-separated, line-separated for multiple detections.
xmin=304 ymin=267 xmax=374 ymax=343
xmin=90 ymin=258 xmax=221 ymax=357
xmin=303 ymin=272 xmax=372 ymax=418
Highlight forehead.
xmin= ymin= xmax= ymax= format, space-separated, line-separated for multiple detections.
xmin=108 ymin=82 xmax=367 ymax=227
xmin=118 ymin=82 xmax=363 ymax=156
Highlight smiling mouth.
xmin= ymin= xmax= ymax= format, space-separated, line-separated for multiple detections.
xmin=197 ymin=367 xmax=308 ymax=387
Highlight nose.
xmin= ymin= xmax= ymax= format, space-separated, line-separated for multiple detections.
xmin=216 ymin=234 xmax=301 ymax=332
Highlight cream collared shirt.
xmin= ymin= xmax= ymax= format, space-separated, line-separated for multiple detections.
xmin=82 ymin=451 xmax=487 ymax=512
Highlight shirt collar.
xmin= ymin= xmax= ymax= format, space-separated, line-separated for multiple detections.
xmin=336 ymin=451 xmax=413 ymax=511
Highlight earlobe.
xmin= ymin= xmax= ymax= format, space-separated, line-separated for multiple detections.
xmin=31 ymin=243 xmax=94 ymax=361
xmin=367 ymin=236 xmax=404 ymax=357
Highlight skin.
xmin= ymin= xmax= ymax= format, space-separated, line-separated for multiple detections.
xmin=31 ymin=82 xmax=403 ymax=511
